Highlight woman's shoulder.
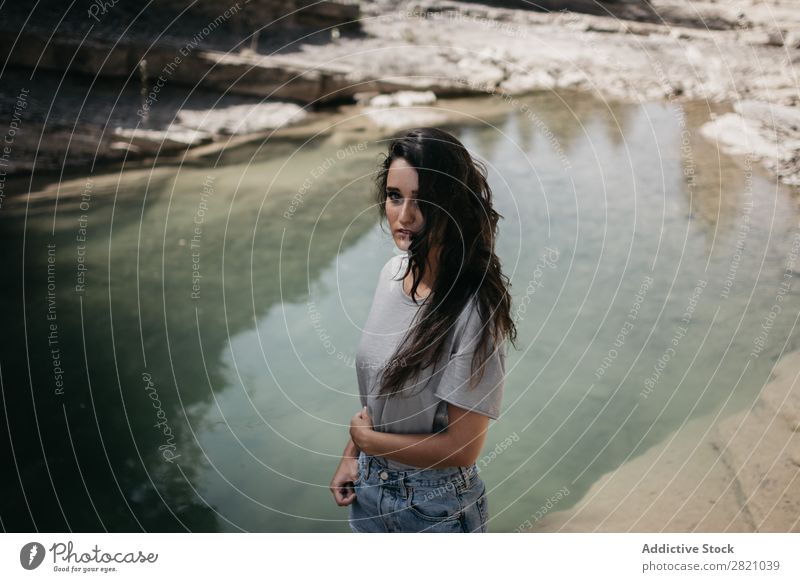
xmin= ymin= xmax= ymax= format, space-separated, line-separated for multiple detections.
xmin=381 ymin=253 xmax=407 ymax=281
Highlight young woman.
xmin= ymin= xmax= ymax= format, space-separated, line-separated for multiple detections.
xmin=329 ymin=127 xmax=517 ymax=532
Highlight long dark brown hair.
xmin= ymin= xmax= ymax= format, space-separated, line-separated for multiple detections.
xmin=375 ymin=127 xmax=517 ymax=398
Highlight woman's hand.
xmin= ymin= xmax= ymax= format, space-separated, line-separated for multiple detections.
xmin=349 ymin=406 xmax=374 ymax=453
xmin=329 ymin=455 xmax=358 ymax=506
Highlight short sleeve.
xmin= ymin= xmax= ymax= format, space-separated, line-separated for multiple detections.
xmin=433 ymin=302 xmax=505 ymax=420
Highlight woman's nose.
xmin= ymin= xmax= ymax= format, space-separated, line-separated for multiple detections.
xmin=399 ymin=199 xmax=418 ymax=224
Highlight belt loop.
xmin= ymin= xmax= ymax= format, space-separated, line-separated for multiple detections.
xmin=458 ymin=466 xmax=471 ymax=492
xmin=402 ymin=476 xmax=412 ymax=500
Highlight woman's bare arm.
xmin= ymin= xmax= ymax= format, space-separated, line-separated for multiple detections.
xmin=344 ymin=437 xmax=361 ymax=458
xmin=350 ymin=403 xmax=488 ymax=468
xmin=329 ymin=437 xmax=362 ymax=506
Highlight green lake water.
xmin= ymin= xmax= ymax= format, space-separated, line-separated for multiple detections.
xmin=2 ymin=90 xmax=799 ymax=532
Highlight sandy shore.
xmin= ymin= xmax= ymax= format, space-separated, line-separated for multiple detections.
xmin=532 ymin=351 xmax=800 ymax=532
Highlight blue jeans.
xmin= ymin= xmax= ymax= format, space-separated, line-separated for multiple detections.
xmin=348 ymin=452 xmax=489 ymax=533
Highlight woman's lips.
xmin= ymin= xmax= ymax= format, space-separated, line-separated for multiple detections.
xmin=396 ymin=229 xmax=415 ymax=237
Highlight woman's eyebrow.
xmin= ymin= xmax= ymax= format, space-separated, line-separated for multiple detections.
xmin=386 ymin=186 xmax=419 ymax=193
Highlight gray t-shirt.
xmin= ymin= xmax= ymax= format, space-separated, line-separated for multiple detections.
xmin=355 ymin=253 xmax=506 ymax=469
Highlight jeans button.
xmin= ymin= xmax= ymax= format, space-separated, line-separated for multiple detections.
xmin=379 ymin=470 xmax=389 ymax=481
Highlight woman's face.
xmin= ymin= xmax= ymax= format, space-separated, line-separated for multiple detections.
xmin=385 ymin=157 xmax=424 ymax=252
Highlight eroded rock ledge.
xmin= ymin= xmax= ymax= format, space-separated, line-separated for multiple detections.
xmin=0 ymin=0 xmax=798 ymax=181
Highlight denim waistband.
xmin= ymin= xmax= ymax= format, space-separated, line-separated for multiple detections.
xmin=361 ymin=453 xmax=479 ymax=491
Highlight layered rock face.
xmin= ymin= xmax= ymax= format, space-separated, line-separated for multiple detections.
xmin=0 ymin=0 xmax=363 ymax=173
xmin=1 ymin=0 xmax=798 ymax=180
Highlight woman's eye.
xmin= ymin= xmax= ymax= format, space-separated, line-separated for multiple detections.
xmin=387 ymin=191 xmax=401 ymax=201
